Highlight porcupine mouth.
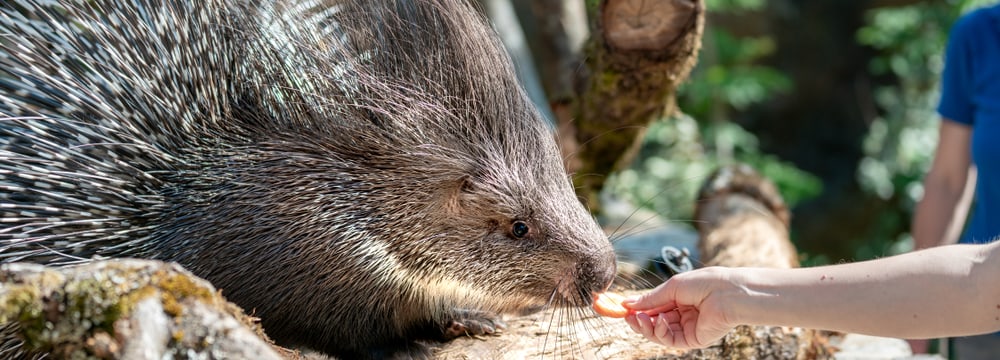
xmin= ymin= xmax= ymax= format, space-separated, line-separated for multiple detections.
xmin=507 ymin=269 xmax=591 ymax=315
xmin=553 ymin=269 xmax=592 ymax=309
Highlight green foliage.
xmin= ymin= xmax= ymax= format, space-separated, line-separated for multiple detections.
xmin=705 ymin=0 xmax=764 ymax=12
xmin=605 ymin=115 xmax=821 ymax=224
xmin=682 ymin=31 xmax=790 ymax=114
xmin=604 ymin=1 xmax=817 ymax=228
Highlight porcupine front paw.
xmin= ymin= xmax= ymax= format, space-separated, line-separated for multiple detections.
xmin=441 ymin=309 xmax=507 ymax=340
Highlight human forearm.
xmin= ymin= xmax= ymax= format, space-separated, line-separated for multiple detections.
xmin=912 ymin=120 xmax=974 ymax=249
xmin=732 ymin=242 xmax=1000 ymax=338
xmin=912 ymin=168 xmax=975 ymax=249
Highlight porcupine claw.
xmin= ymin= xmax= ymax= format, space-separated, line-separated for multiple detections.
xmin=442 ymin=309 xmax=507 ymax=340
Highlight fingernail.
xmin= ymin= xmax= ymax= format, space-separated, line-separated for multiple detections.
xmin=636 ymin=312 xmax=651 ymax=322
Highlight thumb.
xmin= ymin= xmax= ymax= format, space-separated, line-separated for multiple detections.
xmin=622 ymin=281 xmax=677 ymax=312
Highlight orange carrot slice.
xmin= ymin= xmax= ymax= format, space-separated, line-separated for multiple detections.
xmin=593 ymin=292 xmax=629 ymax=318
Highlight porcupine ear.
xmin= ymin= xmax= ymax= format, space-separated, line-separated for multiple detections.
xmin=442 ymin=176 xmax=473 ymax=216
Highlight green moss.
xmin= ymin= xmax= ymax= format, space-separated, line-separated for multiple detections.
xmin=151 ymin=270 xmax=215 ymax=317
xmin=0 ymin=284 xmax=46 ymax=348
xmin=1 ymin=263 xmax=241 ymax=358
xmin=172 ymin=329 xmax=185 ymax=343
xmin=65 ymin=278 xmax=120 ymax=334
xmin=117 ymin=285 xmax=157 ymax=319
xmin=585 ymin=0 xmax=602 ymax=16
xmin=598 ymin=70 xmax=620 ymax=90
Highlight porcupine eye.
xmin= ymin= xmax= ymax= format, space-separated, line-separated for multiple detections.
xmin=511 ymin=221 xmax=529 ymax=238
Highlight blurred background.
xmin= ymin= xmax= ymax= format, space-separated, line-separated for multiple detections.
xmin=493 ymin=0 xmax=997 ymax=266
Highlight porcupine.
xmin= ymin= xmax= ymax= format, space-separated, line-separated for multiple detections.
xmin=0 ymin=0 xmax=618 ymax=358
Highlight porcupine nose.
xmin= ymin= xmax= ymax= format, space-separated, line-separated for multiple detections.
xmin=580 ymin=245 xmax=618 ymax=295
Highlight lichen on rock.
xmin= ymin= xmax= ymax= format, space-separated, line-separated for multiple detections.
xmin=0 ymin=259 xmax=283 ymax=359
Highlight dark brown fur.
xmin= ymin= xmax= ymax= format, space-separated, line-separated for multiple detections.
xmin=0 ymin=0 xmax=617 ymax=357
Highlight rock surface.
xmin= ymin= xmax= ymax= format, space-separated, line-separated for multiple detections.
xmin=0 ymin=260 xmax=284 ymax=359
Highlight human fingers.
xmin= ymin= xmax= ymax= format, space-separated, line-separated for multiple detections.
xmin=652 ymin=313 xmax=673 ymax=340
xmin=679 ymin=306 xmax=700 ymax=340
xmin=625 ymin=312 xmax=641 ymax=334
xmin=624 ymin=301 xmax=678 ymax=316
xmin=655 ymin=310 xmax=695 ymax=348
xmin=662 ymin=312 xmax=685 ymax=340
xmin=622 ymin=281 xmax=678 ymax=311
xmin=626 ymin=309 xmax=685 ymax=348
xmin=626 ymin=268 xmax=725 ymax=311
xmin=678 ymin=305 xmax=727 ymax=348
xmin=628 ymin=312 xmax=657 ymax=341
xmin=633 ymin=312 xmax=685 ymax=347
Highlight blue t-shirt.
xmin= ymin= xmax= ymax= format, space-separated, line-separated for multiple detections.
xmin=937 ymin=4 xmax=1000 ymax=244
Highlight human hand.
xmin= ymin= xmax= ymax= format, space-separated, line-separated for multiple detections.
xmin=622 ymin=267 xmax=739 ymax=349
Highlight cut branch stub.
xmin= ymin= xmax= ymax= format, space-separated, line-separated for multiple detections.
xmin=602 ymin=0 xmax=699 ymax=51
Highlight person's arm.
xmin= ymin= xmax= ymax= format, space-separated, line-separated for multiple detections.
xmin=912 ymin=119 xmax=975 ymax=249
xmin=625 ymin=241 xmax=1000 ymax=348
xmin=735 ymin=241 xmax=1000 ymax=338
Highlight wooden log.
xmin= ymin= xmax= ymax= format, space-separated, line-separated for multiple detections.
xmin=694 ymin=163 xmax=799 ymax=268
xmin=435 ymin=299 xmax=830 ymax=360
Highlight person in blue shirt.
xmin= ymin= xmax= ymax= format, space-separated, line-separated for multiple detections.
xmin=912 ymin=3 xmax=1000 ymax=358
xmin=915 ymin=3 xmax=1000 ymax=251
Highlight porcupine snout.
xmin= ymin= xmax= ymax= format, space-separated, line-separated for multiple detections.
xmin=581 ymin=246 xmax=618 ymax=296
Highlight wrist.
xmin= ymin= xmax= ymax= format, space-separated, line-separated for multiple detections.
xmin=718 ymin=267 xmax=776 ymax=327
xmin=691 ymin=266 xmax=758 ymax=328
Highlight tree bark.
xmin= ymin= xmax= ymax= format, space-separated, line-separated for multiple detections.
xmin=694 ymin=164 xmax=800 ymax=268
xmin=565 ymin=0 xmax=705 ymax=210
